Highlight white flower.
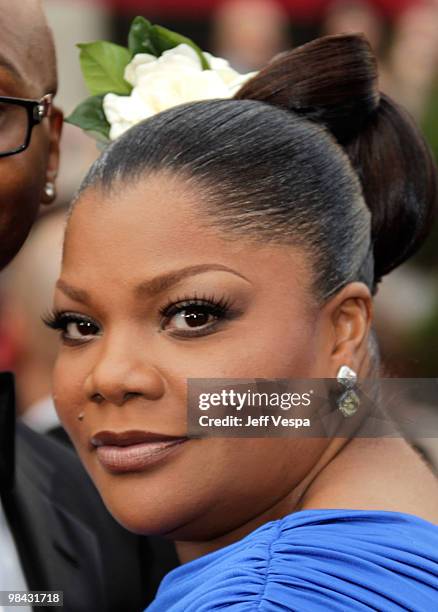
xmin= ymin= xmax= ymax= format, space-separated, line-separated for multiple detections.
xmin=103 ymin=90 xmax=154 ymax=140
xmin=103 ymin=44 xmax=257 ymax=140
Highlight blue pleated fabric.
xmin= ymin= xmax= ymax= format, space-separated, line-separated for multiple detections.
xmin=146 ymin=509 xmax=438 ymax=611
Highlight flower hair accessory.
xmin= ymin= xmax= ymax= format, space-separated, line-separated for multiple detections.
xmin=66 ymin=16 xmax=256 ymax=144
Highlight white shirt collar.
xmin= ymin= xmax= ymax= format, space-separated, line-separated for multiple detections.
xmin=0 ymin=499 xmax=31 ymax=612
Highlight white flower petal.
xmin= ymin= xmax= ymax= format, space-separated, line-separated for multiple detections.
xmin=103 ymin=91 xmax=154 ymax=140
xmin=189 ymin=70 xmax=232 ymax=99
xmin=161 ymin=44 xmax=201 ymax=68
xmin=203 ymin=52 xmax=231 ymax=70
xmin=228 ymin=71 xmax=258 ymax=96
xmin=102 ymin=93 xmax=124 ymax=123
xmin=109 ymin=120 xmax=133 ymax=141
xmin=135 ymin=69 xmax=231 ymax=114
xmin=124 ymin=53 xmax=157 ymax=86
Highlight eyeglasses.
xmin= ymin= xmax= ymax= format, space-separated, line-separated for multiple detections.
xmin=0 ymin=94 xmax=53 ymax=158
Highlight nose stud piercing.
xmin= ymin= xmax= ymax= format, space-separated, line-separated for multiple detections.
xmin=77 ymin=412 xmax=84 ymax=422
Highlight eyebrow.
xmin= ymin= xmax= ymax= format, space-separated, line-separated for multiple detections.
xmin=0 ymin=56 xmax=23 ymax=82
xmin=56 ymin=280 xmax=90 ymax=304
xmin=56 ymin=264 xmax=250 ymax=304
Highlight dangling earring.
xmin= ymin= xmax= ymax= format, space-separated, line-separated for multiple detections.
xmin=77 ymin=412 xmax=84 ymax=422
xmin=336 ymin=365 xmax=359 ymax=417
xmin=43 ymin=182 xmax=56 ymax=203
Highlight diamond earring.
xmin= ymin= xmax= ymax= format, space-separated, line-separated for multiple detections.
xmin=336 ymin=365 xmax=359 ymax=417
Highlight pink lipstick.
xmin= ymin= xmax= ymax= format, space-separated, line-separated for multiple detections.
xmin=90 ymin=430 xmax=188 ymax=473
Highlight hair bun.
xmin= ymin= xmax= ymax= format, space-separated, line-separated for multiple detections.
xmin=236 ymin=34 xmax=438 ymax=283
xmin=235 ymin=33 xmax=380 ymax=144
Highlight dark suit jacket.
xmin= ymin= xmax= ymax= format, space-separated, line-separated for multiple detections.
xmin=0 ymin=373 xmax=178 ymax=612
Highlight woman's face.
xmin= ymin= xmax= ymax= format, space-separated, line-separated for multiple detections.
xmin=52 ymin=172 xmax=352 ymax=539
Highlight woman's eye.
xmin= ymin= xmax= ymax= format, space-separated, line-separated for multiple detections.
xmin=64 ymin=319 xmax=100 ymax=340
xmin=43 ymin=312 xmax=101 ymax=344
xmin=171 ymin=305 xmax=218 ymax=330
xmin=160 ymin=298 xmax=235 ymax=337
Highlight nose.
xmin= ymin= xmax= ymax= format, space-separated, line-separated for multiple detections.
xmin=84 ymin=335 xmax=165 ymax=407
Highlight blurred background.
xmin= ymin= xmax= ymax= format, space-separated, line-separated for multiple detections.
xmin=0 ymin=0 xmax=437 ymax=448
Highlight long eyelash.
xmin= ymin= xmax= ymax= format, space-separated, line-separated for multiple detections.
xmin=42 ymin=309 xmax=65 ymax=330
xmin=159 ymin=293 xmax=235 ymax=319
xmin=42 ymin=310 xmax=96 ymax=330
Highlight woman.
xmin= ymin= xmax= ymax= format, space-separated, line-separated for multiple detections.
xmin=46 ymin=34 xmax=438 ymax=610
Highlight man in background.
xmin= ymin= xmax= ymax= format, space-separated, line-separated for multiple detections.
xmin=0 ymin=210 xmax=64 ymax=435
xmin=0 ymin=2 xmax=177 ymax=610
xmin=211 ymin=0 xmax=291 ymax=71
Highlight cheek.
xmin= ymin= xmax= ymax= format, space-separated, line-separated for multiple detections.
xmin=0 ymin=149 xmax=45 ymax=208
xmin=0 ymin=155 xmax=46 ymax=267
xmin=160 ymin=313 xmax=317 ymax=381
xmin=52 ymin=352 xmax=88 ymax=441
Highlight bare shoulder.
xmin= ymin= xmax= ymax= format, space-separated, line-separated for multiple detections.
xmin=302 ymin=437 xmax=438 ymax=524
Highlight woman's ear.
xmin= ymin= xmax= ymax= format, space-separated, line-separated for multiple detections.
xmin=319 ymin=282 xmax=373 ymax=376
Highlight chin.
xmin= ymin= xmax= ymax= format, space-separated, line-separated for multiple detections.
xmin=101 ymin=494 xmax=190 ymax=537
xmin=92 ymin=473 xmax=214 ymax=539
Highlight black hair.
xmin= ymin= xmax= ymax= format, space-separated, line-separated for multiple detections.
xmin=77 ymin=34 xmax=438 ymax=301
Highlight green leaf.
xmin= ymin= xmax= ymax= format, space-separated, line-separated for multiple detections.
xmin=150 ymin=25 xmax=210 ymax=70
xmin=78 ymin=41 xmax=132 ymax=96
xmin=128 ymin=16 xmax=158 ymax=56
xmin=65 ymin=95 xmax=111 ymax=143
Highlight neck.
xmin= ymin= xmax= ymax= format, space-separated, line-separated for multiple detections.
xmin=175 ymin=434 xmax=353 ymax=564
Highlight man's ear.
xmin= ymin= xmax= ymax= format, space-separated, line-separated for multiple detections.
xmin=323 ymin=282 xmax=373 ymax=376
xmin=41 ymin=105 xmax=63 ymax=205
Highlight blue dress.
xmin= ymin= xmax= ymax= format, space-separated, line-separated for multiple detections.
xmin=146 ymin=509 xmax=438 ymax=611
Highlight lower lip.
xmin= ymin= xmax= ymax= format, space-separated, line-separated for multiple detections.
xmin=95 ymin=439 xmax=188 ymax=474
